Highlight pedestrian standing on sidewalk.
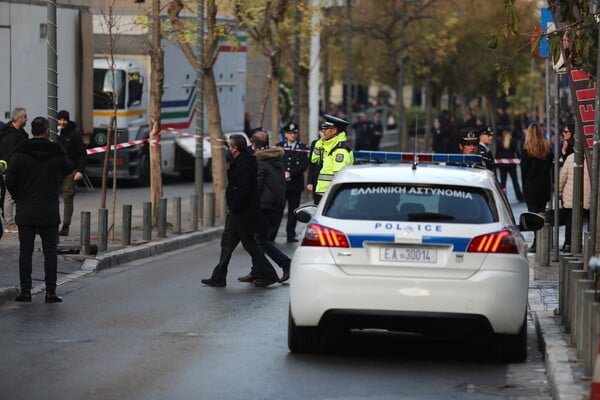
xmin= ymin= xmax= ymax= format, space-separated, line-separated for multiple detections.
xmin=238 ymin=130 xmax=292 ymax=284
xmin=56 ymin=110 xmax=86 ymax=236
xmin=0 ymin=107 xmax=29 ymax=234
xmin=276 ymin=122 xmax=308 ymax=242
xmin=5 ymin=116 xmax=74 ymax=303
xmin=201 ymin=134 xmax=280 ymax=288
xmin=558 ymin=152 xmax=591 ymax=253
xmin=521 ymin=122 xmax=553 ymax=252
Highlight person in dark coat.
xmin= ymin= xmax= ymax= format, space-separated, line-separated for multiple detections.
xmin=276 ymin=122 xmax=308 ymax=242
xmin=56 ymin=110 xmax=86 ymax=236
xmin=201 ymin=134 xmax=280 ymax=288
xmin=353 ymin=112 xmax=378 ymax=151
xmin=521 ymin=122 xmax=553 ymax=252
xmin=478 ymin=126 xmax=496 ymax=176
xmin=496 ymin=130 xmax=523 ymax=202
xmin=1 ymin=107 xmax=29 ymax=233
xmin=238 ymin=130 xmax=292 ymax=283
xmin=5 ymin=116 xmax=74 ymax=303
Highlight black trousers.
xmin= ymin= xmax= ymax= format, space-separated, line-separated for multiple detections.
xmin=284 ymin=190 xmax=302 ymax=239
xmin=563 ymin=208 xmax=590 ymax=247
xmin=209 ymin=213 xmax=278 ymax=282
xmin=499 ymin=165 xmax=523 ymax=200
xmin=18 ymin=225 xmax=59 ymax=293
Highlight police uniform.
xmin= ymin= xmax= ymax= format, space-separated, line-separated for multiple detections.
xmin=478 ymin=126 xmax=496 ymax=175
xmin=276 ymin=122 xmax=309 ymax=241
xmin=312 ymin=115 xmax=354 ymax=202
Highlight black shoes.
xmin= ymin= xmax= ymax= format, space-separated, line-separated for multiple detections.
xmin=254 ymin=278 xmax=279 ymax=288
xmin=237 ymin=274 xmax=257 ymax=283
xmin=15 ymin=292 xmax=32 ymax=302
xmin=287 ymin=237 xmax=298 ymax=243
xmin=279 ymin=266 xmax=290 ymax=283
xmin=59 ymin=225 xmax=69 ymax=236
xmin=45 ymin=292 xmax=63 ymax=303
xmin=201 ymin=278 xmax=226 ymax=287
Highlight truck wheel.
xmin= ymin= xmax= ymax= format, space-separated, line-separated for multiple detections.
xmin=204 ymin=158 xmax=213 ymax=182
xmin=137 ymin=153 xmax=150 ymax=187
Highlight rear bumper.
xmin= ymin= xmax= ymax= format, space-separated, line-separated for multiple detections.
xmin=289 ymin=258 xmax=528 ymax=335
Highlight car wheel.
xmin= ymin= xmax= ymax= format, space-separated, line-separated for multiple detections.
xmin=494 ymin=313 xmax=527 ymax=362
xmin=288 ymin=307 xmax=321 ymax=353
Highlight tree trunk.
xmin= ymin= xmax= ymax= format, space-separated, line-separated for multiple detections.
xmin=150 ymin=0 xmax=164 ymax=226
xmin=424 ymin=73 xmax=432 ymax=152
xmin=299 ymin=65 xmax=310 ymax=146
xmin=204 ymin=68 xmax=226 ymax=218
xmin=270 ymin=56 xmax=280 ymax=145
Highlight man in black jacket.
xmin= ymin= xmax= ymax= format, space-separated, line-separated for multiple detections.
xmin=276 ymin=122 xmax=308 ymax=242
xmin=5 ymin=116 xmax=74 ymax=303
xmin=201 ymin=134 xmax=280 ymax=288
xmin=238 ymin=130 xmax=292 ymax=283
xmin=1 ymin=107 xmax=29 ymax=233
xmin=56 ymin=110 xmax=86 ymax=236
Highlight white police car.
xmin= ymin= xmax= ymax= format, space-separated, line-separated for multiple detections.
xmin=288 ymin=152 xmax=544 ymax=362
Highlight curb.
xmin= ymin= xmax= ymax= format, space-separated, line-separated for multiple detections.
xmin=0 ymin=226 xmax=224 ymax=305
xmin=534 ymin=310 xmax=590 ymax=400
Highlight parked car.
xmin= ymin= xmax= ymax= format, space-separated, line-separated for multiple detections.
xmin=288 ymin=151 xmax=544 ymax=362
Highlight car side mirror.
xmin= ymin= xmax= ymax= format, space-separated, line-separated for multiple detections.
xmin=518 ymin=212 xmax=545 ymax=232
xmin=294 ymin=205 xmax=317 ymax=223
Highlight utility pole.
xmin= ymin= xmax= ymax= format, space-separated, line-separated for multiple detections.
xmin=345 ymin=0 xmax=352 ymax=122
xmin=47 ymin=0 xmax=58 ymax=140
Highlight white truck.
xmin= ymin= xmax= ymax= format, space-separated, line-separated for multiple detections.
xmin=87 ymin=38 xmax=247 ymax=185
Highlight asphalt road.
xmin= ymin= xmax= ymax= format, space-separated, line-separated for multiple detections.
xmin=0 ymin=233 xmax=552 ymax=400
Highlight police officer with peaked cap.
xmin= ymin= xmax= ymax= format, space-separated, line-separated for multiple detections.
xmin=478 ymin=126 xmax=496 ymax=175
xmin=458 ymin=127 xmax=480 ymax=155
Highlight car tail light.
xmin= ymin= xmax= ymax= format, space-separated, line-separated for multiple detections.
xmin=467 ymin=230 xmax=519 ymax=254
xmin=301 ymin=223 xmax=350 ymax=248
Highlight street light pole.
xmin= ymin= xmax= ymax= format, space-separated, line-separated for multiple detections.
xmin=345 ymin=0 xmax=353 ymax=123
xmin=195 ymin=0 xmax=205 ymax=221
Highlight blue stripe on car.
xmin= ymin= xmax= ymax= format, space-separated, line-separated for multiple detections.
xmin=347 ymin=234 xmax=471 ymax=252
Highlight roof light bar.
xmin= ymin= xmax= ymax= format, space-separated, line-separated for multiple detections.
xmin=354 ymin=151 xmax=484 ymax=166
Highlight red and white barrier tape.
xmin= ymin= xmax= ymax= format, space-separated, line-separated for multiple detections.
xmin=86 ymin=138 xmax=149 ymax=155
xmin=494 ymin=158 xmax=521 ymax=164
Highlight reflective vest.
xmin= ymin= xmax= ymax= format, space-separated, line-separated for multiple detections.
xmin=312 ymin=131 xmax=354 ymax=194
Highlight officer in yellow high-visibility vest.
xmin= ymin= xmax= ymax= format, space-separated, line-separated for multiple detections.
xmin=311 ymin=114 xmax=354 ymax=204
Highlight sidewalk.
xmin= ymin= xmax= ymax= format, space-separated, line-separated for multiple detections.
xmin=0 ymin=214 xmax=592 ymax=399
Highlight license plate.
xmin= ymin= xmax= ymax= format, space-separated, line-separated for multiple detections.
xmin=379 ymin=247 xmax=437 ymax=264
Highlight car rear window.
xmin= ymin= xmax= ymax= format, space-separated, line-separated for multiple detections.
xmin=325 ymin=183 xmax=496 ymax=224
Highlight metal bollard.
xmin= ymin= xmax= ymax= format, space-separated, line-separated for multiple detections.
xmin=173 ymin=196 xmax=181 ymax=234
xmin=559 ymin=255 xmax=579 ymax=318
xmin=583 ymin=291 xmax=597 ymax=376
xmin=143 ymin=202 xmax=152 ymax=241
xmin=569 ymin=269 xmax=588 ymax=340
xmin=203 ymin=192 xmax=215 ymax=227
xmin=190 ymin=194 xmax=198 ymax=232
xmin=591 ymin=304 xmax=600 ymax=378
xmin=564 ymin=260 xmax=585 ymax=330
xmin=122 ymin=204 xmax=132 ymax=246
xmin=575 ymin=279 xmax=595 ymax=355
xmin=80 ymin=211 xmax=91 ymax=255
xmin=158 ymin=198 xmax=167 ymax=238
xmin=538 ymin=223 xmax=551 ymax=266
xmin=98 ymin=208 xmax=108 ymax=253
xmin=220 ymin=188 xmax=227 ymax=224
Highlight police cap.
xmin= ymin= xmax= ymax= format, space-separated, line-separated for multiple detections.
xmin=459 ymin=127 xmax=480 ymax=144
xmin=319 ymin=121 xmax=335 ymax=130
xmin=479 ymin=126 xmax=494 ymax=136
xmin=323 ymin=114 xmax=349 ymax=131
xmin=283 ymin=122 xmax=299 ymax=133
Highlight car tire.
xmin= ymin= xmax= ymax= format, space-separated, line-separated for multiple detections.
xmin=493 ymin=313 xmax=527 ymax=362
xmin=288 ymin=308 xmax=321 ymax=353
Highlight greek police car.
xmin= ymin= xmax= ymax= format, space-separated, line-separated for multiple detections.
xmin=288 ymin=151 xmax=544 ymax=362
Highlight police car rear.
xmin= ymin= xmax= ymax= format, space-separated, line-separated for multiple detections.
xmin=288 ymin=152 xmax=544 ymax=362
